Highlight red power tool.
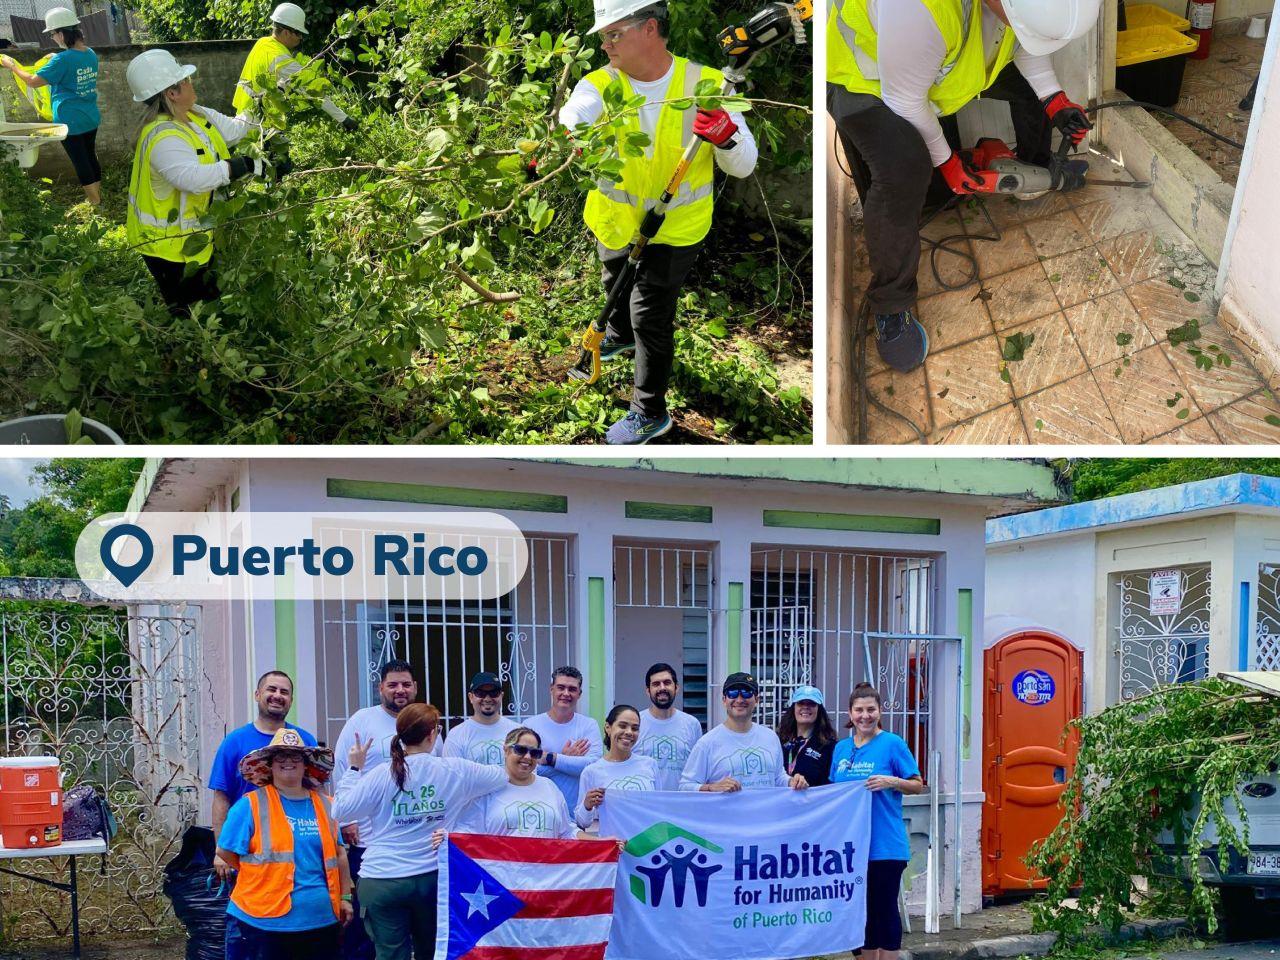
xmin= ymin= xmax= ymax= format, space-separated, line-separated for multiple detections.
xmin=960 ymin=137 xmax=1148 ymax=196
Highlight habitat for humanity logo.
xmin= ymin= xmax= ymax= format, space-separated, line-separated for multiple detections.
xmin=73 ymin=511 xmax=528 ymax=602
xmin=626 ymin=821 xmax=724 ymax=909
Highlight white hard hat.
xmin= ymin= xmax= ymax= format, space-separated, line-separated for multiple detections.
xmin=587 ymin=0 xmax=664 ymax=35
xmin=271 ymin=3 xmax=309 ymax=34
xmin=1002 ymin=0 xmax=1103 ymax=57
xmin=127 ymin=49 xmax=197 ymax=102
xmin=42 ymin=7 xmax=80 ymax=32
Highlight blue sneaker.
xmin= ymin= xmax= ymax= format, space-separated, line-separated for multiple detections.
xmin=605 ymin=411 xmax=673 ymax=445
xmin=600 ymin=335 xmax=635 ymax=361
xmin=875 ymin=310 xmax=929 ymax=372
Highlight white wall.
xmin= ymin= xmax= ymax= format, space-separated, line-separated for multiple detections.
xmin=1141 ymin=0 xmax=1273 ymax=22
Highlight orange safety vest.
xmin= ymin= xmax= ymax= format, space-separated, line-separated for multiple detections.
xmin=229 ymin=785 xmax=342 ymax=921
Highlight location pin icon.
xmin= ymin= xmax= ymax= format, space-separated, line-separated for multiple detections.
xmin=100 ymin=523 xmax=154 ymax=588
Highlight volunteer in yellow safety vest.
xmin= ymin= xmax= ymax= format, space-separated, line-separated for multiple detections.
xmin=827 ymin=0 xmax=1098 ymax=373
xmin=1 ymin=8 xmax=102 ymax=205
xmin=124 ymin=49 xmax=285 ymax=316
xmin=233 ymin=3 xmax=356 ymax=130
xmin=559 ymin=0 xmax=757 ymax=445
xmin=217 ymin=727 xmax=354 ymax=959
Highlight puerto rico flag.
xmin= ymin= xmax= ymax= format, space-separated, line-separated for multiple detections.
xmin=434 ymin=834 xmax=621 ymax=960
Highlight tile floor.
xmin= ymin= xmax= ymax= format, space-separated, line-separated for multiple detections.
xmin=1149 ymin=31 xmax=1264 ymax=185
xmin=848 ymin=153 xmax=1280 ymax=445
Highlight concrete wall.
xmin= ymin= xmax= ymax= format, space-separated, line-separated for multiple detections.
xmin=1141 ymin=0 xmax=1274 ymax=25
xmin=3 ymin=38 xmax=253 ymax=179
xmin=1218 ymin=10 xmax=1280 ymax=382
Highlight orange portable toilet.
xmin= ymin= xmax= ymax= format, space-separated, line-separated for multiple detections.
xmin=0 ymin=756 xmax=63 ymax=848
xmin=981 ymin=633 xmax=1082 ymax=897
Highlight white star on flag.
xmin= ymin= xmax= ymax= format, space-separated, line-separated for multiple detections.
xmin=462 ymin=882 xmax=499 ymax=919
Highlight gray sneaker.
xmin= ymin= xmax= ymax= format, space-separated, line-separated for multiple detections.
xmin=875 ymin=310 xmax=928 ymax=372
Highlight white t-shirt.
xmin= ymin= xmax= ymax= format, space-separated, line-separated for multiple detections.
xmin=559 ymin=58 xmax=758 ymax=180
xmin=521 ymin=711 xmax=603 ymax=811
xmin=331 ymin=754 xmax=507 ymax=879
xmin=332 ymin=705 xmax=443 ymax=837
xmin=442 ymin=716 xmax=520 ymax=766
xmin=455 ymin=777 xmax=577 ymax=840
xmin=636 ymin=709 xmax=704 ymax=791
xmin=574 ymin=754 xmax=659 ymax=829
xmin=678 ymin=722 xmax=789 ymax=791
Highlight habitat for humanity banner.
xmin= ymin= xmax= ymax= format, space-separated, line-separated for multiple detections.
xmin=600 ymin=783 xmax=870 ymax=960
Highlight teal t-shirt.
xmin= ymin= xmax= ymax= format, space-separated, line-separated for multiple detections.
xmin=219 ymin=792 xmax=339 ymax=932
xmin=829 ymin=730 xmax=921 ymax=861
xmin=36 ymin=47 xmax=99 ymax=135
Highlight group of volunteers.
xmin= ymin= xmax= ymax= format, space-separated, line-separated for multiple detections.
xmin=206 ymin=659 xmax=924 ymax=960
xmin=3 ymin=0 xmax=754 ymax=444
xmin=1 ymin=3 xmax=351 ymax=314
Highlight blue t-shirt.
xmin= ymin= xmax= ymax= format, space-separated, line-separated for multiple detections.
xmin=209 ymin=723 xmax=318 ymax=808
xmin=219 ymin=791 xmax=339 ymax=931
xmin=36 ymin=47 xmax=99 ymax=135
xmin=829 ymin=730 xmax=921 ymax=861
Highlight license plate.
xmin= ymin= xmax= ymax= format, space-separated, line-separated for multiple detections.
xmin=1247 ymin=852 xmax=1280 ymax=876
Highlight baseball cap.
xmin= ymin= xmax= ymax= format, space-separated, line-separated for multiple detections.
xmin=469 ymin=671 xmax=502 ymax=693
xmin=723 ymin=671 xmax=759 ymax=695
xmin=788 ymin=684 xmax=824 ymax=707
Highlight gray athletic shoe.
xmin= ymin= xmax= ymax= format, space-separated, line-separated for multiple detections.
xmin=874 ymin=310 xmax=929 ymax=373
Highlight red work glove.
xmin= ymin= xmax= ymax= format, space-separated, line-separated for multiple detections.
xmin=937 ymin=151 xmax=995 ymax=195
xmin=693 ymin=107 xmax=738 ymax=148
xmin=1042 ymin=91 xmax=1092 ymax=145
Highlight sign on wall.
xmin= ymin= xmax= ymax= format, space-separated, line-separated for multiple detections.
xmin=1148 ymin=569 xmax=1183 ymax=616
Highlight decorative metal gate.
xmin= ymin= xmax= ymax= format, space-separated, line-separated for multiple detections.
xmin=613 ymin=543 xmax=713 ymax=726
xmin=749 ymin=547 xmax=938 ymax=729
xmin=0 ymin=592 xmax=202 ymax=939
xmin=1114 ymin=564 xmax=1212 ymax=700
xmin=1255 ymin=564 xmax=1280 ymax=671
xmin=319 ymin=536 xmax=573 ymax=745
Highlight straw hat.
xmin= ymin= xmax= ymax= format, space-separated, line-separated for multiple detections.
xmin=239 ymin=727 xmax=334 ymax=788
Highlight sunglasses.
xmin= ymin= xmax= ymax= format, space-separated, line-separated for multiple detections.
xmin=725 ymin=687 xmax=756 ymax=700
xmin=473 ymin=688 xmax=502 ymax=698
xmin=508 ymin=744 xmax=545 ymax=760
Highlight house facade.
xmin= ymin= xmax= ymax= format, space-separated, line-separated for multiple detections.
xmin=132 ymin=456 xmax=1064 ymax=915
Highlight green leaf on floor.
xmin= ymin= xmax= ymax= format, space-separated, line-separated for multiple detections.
xmin=1185 ymin=291 xmax=1200 ymax=303
xmin=1168 ymin=276 xmax=1186 ymax=289
xmin=1049 ymin=273 xmax=1062 ymax=283
xmin=1166 ymin=392 xmax=1183 ymax=407
xmin=1168 ymin=318 xmax=1201 ymax=346
xmin=1220 ymin=354 xmax=1233 ymax=368
xmin=1000 ymin=367 xmax=1011 ymax=383
xmin=1034 ymin=418 xmax=1044 ymax=430
xmin=1266 ymin=415 xmax=1280 ymax=428
xmin=1195 ymin=353 xmax=1214 ymax=371
xmin=1124 ymin=357 xmax=1132 ymax=367
xmin=1002 ymin=331 xmax=1035 ymax=362
xmin=1115 ymin=332 xmax=1133 ymax=346
xmin=1177 ymin=408 xmax=1190 ymax=419
xmin=884 ymin=384 xmax=895 ymax=397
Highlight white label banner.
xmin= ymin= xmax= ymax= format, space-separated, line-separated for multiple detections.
xmin=600 ymin=783 xmax=870 ymax=960
xmin=1149 ymin=569 xmax=1183 ymax=615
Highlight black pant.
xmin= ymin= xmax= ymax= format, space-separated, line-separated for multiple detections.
xmin=829 ymin=62 xmax=1051 ymax=314
xmin=60 ymin=128 xmax=101 ymax=186
xmin=226 ymin=916 xmax=341 ymax=960
xmin=143 ymin=255 xmax=220 ymax=316
xmin=862 ymin=859 xmax=908 ymax=952
xmin=600 ymin=240 xmax=700 ymax=419
xmin=341 ymin=846 xmax=375 ymax=960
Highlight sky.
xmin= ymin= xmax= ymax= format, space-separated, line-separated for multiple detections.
xmin=0 ymin=458 xmax=48 ymax=507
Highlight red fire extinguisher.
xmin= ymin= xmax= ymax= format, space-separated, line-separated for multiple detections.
xmin=1188 ymin=0 xmax=1215 ymax=60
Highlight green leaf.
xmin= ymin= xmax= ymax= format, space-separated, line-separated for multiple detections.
xmin=1184 ymin=291 xmax=1200 ymax=303
xmin=64 ymin=409 xmax=83 ymax=443
xmin=1115 ymin=332 xmax=1133 ymax=346
xmin=1176 ymin=408 xmax=1190 ymax=419
xmin=1168 ymin=276 xmax=1186 ymax=289
xmin=471 ymin=387 xmax=490 ymax=402
xmin=461 ymin=233 xmax=496 ymax=273
xmin=180 ymin=232 xmax=211 ymax=257
xmin=1266 ymin=415 xmax=1280 ymax=427
xmin=1001 ymin=331 xmax=1035 ymax=361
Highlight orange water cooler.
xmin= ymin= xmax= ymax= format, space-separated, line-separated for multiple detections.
xmin=0 ymin=756 xmax=63 ymax=848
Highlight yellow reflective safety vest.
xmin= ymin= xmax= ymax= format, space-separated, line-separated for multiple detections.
xmin=582 ymin=56 xmax=720 ymax=250
xmin=126 ymin=113 xmax=231 ymax=265
xmin=10 ymin=55 xmax=53 ymax=121
xmin=827 ymin=0 xmax=1018 ymax=118
xmin=233 ymin=35 xmax=328 ymax=116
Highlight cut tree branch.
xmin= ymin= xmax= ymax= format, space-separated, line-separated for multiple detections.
xmin=449 ymin=263 xmax=520 ymax=303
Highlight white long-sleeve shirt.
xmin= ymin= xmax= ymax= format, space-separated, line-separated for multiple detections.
xmin=521 ymin=711 xmax=603 ymax=811
xmin=559 ymin=57 xmax=758 ymax=179
xmin=875 ymin=0 xmax=1063 ymax=165
xmin=148 ymin=105 xmax=255 ymax=198
xmin=678 ymin=722 xmax=789 ymax=791
xmin=332 ymin=705 xmax=443 ymax=839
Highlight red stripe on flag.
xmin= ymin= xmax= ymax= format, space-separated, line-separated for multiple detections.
xmin=465 ymin=945 xmax=606 ymax=960
xmin=450 ymin=833 xmax=620 ymax=865
xmin=510 ymin=887 xmax=615 ymax=918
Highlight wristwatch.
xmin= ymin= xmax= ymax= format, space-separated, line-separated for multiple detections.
xmin=545 ymin=752 xmax=557 ymax=768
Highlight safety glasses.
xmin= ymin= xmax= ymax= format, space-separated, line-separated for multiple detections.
xmin=600 ymin=21 xmax=641 ymax=45
xmin=508 ymin=744 xmax=545 ymax=760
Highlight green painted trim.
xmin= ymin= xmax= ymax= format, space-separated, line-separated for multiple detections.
xmin=275 ymin=568 xmax=298 ymax=722
xmin=230 ymin=486 xmax=241 ymax=512
xmin=727 ymin=582 xmax=744 ymax=676
xmin=588 ymin=577 xmax=606 ymax=725
xmin=624 ymin=501 xmax=713 ymax=523
xmin=958 ymin=588 xmax=973 ymax=761
xmin=326 ymin=478 xmax=568 ymax=513
xmin=763 ymin=510 xmax=941 ymax=535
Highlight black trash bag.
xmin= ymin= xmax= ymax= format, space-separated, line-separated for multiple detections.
xmin=163 ymin=826 xmax=230 ymax=960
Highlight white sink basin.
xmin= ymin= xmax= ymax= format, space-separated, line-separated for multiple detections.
xmin=0 ymin=121 xmax=68 ymax=169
